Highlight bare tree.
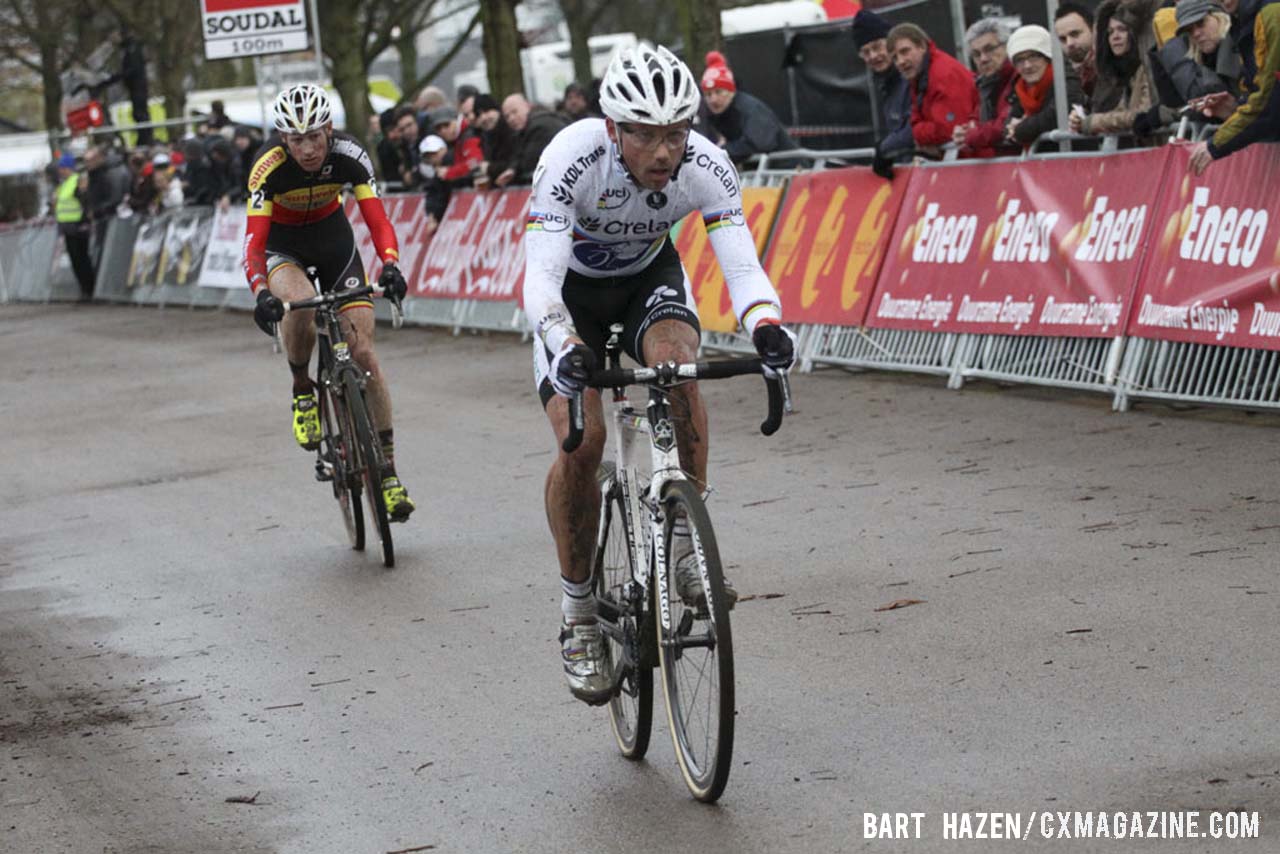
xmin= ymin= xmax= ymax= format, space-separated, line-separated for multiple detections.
xmin=0 ymin=0 xmax=107 ymax=130
xmin=101 ymin=0 xmax=201 ymax=121
xmin=675 ymin=0 xmax=721 ymax=70
xmin=479 ymin=0 xmax=523 ymax=99
xmin=557 ymin=0 xmax=609 ymax=87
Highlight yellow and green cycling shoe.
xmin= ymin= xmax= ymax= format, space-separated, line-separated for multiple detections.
xmin=382 ymin=476 xmax=416 ymax=522
xmin=292 ymin=393 xmax=322 ymax=450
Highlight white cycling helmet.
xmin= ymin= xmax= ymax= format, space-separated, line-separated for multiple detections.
xmin=598 ymin=43 xmax=700 ymax=126
xmin=272 ymin=83 xmax=332 ymax=135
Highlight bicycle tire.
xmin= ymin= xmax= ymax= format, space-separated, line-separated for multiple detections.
xmin=319 ymin=371 xmax=364 ymax=551
xmin=656 ymin=479 xmax=734 ymax=802
xmin=343 ymin=371 xmax=394 ymax=568
xmin=594 ymin=465 xmax=653 ymax=759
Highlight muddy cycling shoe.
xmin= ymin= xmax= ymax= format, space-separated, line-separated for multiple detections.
xmin=292 ymin=393 xmax=322 ymax=450
xmin=673 ymin=544 xmax=738 ymax=611
xmin=560 ymin=619 xmax=612 ymax=705
xmin=381 ymin=476 xmax=416 ymax=522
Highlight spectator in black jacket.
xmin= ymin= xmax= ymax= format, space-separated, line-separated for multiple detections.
xmin=496 ymin=94 xmax=569 ymax=186
xmin=470 ymin=93 xmax=518 ymax=183
xmin=856 ymin=9 xmax=913 ymax=167
xmin=699 ymin=50 xmax=796 ymax=165
xmin=83 ymin=144 xmax=131 ymax=264
xmin=376 ymin=108 xmax=403 ymax=185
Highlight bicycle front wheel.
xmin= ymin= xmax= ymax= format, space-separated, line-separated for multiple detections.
xmin=343 ymin=372 xmax=394 ymax=568
xmin=319 ymin=373 xmax=364 ymax=551
xmin=656 ymin=479 xmax=734 ymax=802
xmin=594 ymin=466 xmax=653 ymax=759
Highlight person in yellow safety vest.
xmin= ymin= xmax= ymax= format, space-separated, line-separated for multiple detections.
xmin=53 ymin=152 xmax=95 ymax=301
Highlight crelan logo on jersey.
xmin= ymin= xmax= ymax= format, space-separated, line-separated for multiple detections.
xmin=645 ymin=286 xmax=679 ymax=309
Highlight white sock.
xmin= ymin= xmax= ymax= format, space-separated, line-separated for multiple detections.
xmin=561 ymin=575 xmax=595 ymax=623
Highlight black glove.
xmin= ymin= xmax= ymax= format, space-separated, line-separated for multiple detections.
xmin=378 ymin=261 xmax=407 ymax=303
xmin=550 ymin=344 xmax=597 ymax=398
xmin=871 ymin=152 xmax=895 ymax=181
xmin=1132 ymin=106 xmax=1158 ymax=137
xmin=753 ymin=323 xmax=795 ymax=376
xmin=254 ymin=288 xmax=283 ymax=336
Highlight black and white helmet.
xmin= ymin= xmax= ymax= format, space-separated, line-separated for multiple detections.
xmin=598 ymin=43 xmax=700 ymax=126
xmin=272 ymin=83 xmax=332 ymax=135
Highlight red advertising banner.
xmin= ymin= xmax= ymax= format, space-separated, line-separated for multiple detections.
xmin=1127 ymin=144 xmax=1280 ymax=350
xmin=416 ymin=188 xmax=531 ymax=301
xmin=869 ymin=149 xmax=1171 ymax=336
xmin=762 ymin=167 xmax=907 ymax=327
xmin=672 ymin=187 xmax=784 ymax=333
xmin=344 ymin=194 xmax=434 ymax=291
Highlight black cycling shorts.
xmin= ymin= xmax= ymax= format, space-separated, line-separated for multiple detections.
xmin=536 ymin=237 xmax=700 ymax=406
xmin=265 ymin=210 xmax=368 ymax=298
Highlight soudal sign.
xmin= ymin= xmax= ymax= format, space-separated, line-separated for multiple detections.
xmin=1128 ymin=144 xmax=1280 ymax=350
xmin=202 ymin=0 xmax=309 ymax=60
xmin=869 ymin=150 xmax=1165 ymax=337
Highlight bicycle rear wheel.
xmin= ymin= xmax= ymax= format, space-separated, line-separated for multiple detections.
xmin=656 ymin=479 xmax=734 ymax=802
xmin=343 ymin=372 xmax=394 ymax=568
xmin=594 ymin=465 xmax=653 ymax=759
xmin=318 ymin=372 xmax=364 ymax=550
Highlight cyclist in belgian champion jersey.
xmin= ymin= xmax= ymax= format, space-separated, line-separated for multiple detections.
xmin=523 ymin=44 xmax=797 ymax=704
xmin=243 ymin=84 xmax=415 ymax=522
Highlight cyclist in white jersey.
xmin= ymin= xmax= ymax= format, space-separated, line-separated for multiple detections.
xmin=523 ymin=43 xmax=797 ymax=704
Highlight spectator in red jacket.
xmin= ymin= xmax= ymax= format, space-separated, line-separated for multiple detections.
xmin=427 ymin=106 xmax=485 ymax=188
xmin=887 ymin=23 xmax=980 ymax=156
xmin=953 ymin=18 xmax=1020 ymax=157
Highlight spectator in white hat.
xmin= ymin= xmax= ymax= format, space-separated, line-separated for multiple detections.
xmin=1003 ymin=24 xmax=1086 ymax=147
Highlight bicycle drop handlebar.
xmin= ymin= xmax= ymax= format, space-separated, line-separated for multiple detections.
xmin=562 ymin=358 xmax=791 ymax=453
xmin=282 ymin=285 xmax=404 ymax=329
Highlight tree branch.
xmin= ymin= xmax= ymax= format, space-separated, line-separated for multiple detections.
xmin=404 ymin=7 xmax=481 ymax=97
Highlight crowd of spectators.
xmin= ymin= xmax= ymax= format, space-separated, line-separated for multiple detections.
xmin=860 ymin=0 xmax=1280 ymax=175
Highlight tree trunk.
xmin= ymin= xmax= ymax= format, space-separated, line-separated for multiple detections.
xmin=480 ymin=0 xmax=524 ymax=98
xmin=39 ymin=40 xmax=62 ymax=132
xmin=318 ymin=0 xmax=369 ymax=135
xmin=395 ymin=30 xmax=418 ymax=94
xmin=560 ymin=0 xmax=593 ymax=87
xmin=675 ymin=0 xmax=721 ymax=70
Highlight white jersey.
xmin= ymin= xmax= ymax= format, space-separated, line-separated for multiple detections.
xmin=523 ymin=118 xmax=782 ymax=354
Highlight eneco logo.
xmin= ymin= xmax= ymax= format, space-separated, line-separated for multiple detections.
xmin=1178 ymin=187 xmax=1268 ymax=268
xmin=909 ymin=202 xmax=977 ymax=264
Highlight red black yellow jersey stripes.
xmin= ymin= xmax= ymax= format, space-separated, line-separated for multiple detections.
xmin=241 ymin=131 xmax=398 ymax=291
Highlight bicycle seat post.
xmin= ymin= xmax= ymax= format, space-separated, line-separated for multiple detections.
xmin=605 ymin=323 xmax=624 ymax=370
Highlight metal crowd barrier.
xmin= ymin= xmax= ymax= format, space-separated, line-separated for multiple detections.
xmin=7 ymin=139 xmax=1280 ymax=418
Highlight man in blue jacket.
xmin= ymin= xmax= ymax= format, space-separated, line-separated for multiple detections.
xmin=855 ymin=9 xmax=912 ymax=176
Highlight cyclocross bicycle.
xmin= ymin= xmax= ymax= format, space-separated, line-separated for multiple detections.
xmin=563 ymin=323 xmax=791 ymax=802
xmin=282 ymin=284 xmax=402 ymax=568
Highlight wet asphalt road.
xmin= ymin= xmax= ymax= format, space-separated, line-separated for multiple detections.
xmin=1 ymin=303 xmax=1277 ymax=854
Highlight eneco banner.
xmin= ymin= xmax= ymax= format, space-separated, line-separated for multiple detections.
xmin=417 ymin=189 xmax=530 ymax=301
xmin=672 ymin=187 xmax=784 ymax=333
xmin=763 ymin=167 xmax=906 ymax=327
xmin=1127 ymin=144 xmax=1280 ymax=350
xmin=870 ymin=150 xmax=1169 ymax=336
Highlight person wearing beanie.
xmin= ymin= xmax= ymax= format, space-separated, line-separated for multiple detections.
xmin=1143 ymin=0 xmax=1240 ymax=137
xmin=886 ymin=23 xmax=979 ymax=156
xmin=1003 ymin=25 xmax=1086 ymax=148
xmin=1069 ymin=0 xmax=1160 ymax=138
xmin=1186 ymin=0 xmax=1280 ymax=173
xmin=700 ymin=50 xmax=797 ymax=165
xmin=855 ymin=9 xmax=913 ymax=169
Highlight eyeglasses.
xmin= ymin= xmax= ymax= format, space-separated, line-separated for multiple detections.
xmin=618 ymin=123 xmax=690 ymax=151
